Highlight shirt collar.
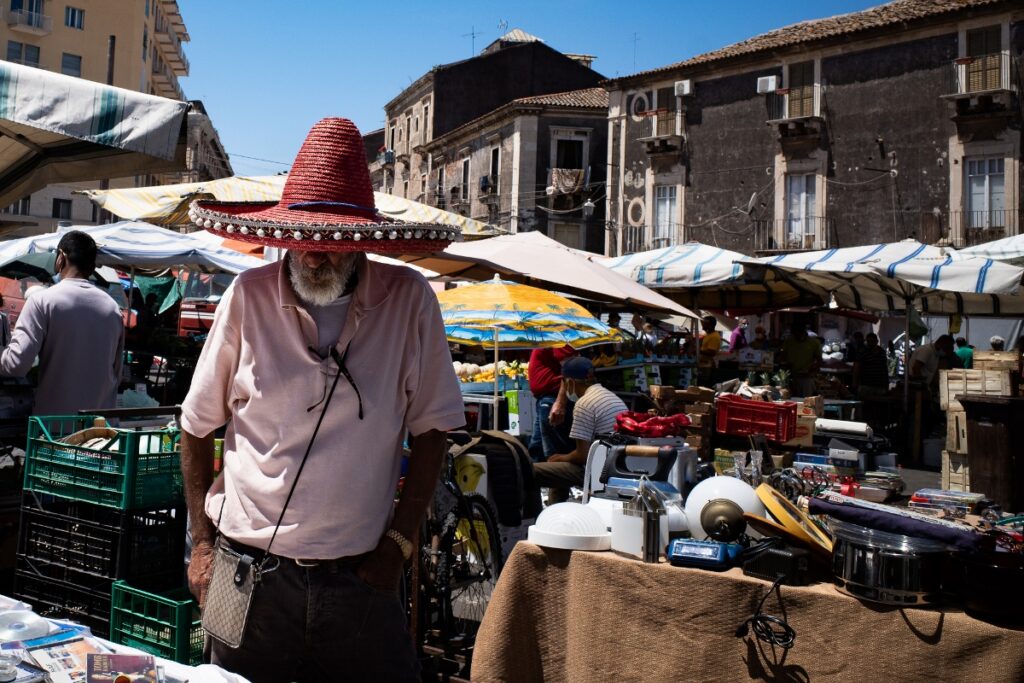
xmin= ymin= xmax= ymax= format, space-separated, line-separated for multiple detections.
xmin=276 ymin=253 xmax=390 ymax=312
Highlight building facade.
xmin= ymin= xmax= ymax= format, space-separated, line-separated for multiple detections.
xmin=377 ymin=29 xmax=603 ymax=245
xmin=604 ymin=0 xmax=1023 ymax=256
xmin=421 ymin=88 xmax=608 ymax=250
xmin=0 ymin=0 xmax=230 ymax=234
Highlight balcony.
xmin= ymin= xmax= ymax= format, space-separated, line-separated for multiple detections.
xmin=154 ymin=15 xmax=189 ymax=76
xmin=946 ymin=209 xmax=1020 ymax=248
xmin=753 ymin=216 xmax=834 ymax=254
xmin=942 ymin=53 xmax=1019 ymax=136
xmin=151 ymin=61 xmax=183 ymax=100
xmin=638 ymin=110 xmax=684 ymax=159
xmin=7 ymin=9 xmax=51 ymax=35
xmin=945 ymin=53 xmax=1015 ymax=97
xmin=766 ymin=84 xmax=825 ymax=152
xmin=617 ymin=225 xmax=680 ymax=255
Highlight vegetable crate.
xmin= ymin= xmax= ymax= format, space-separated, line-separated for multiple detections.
xmin=110 ymin=581 xmax=203 ymax=666
xmin=18 ymin=493 xmax=185 ymax=588
xmin=715 ymin=395 xmax=797 ymax=443
xmin=24 ymin=415 xmax=183 ymax=510
xmin=12 ymin=569 xmax=110 ymax=635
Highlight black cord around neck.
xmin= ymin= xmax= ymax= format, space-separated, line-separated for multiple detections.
xmin=735 ymin=575 xmax=797 ymax=650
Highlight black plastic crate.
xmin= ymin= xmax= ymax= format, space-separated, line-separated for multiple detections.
xmin=18 ymin=494 xmax=186 ymax=586
xmin=13 ymin=569 xmax=110 ymax=636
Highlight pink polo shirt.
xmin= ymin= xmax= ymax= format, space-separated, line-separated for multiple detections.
xmin=180 ymin=254 xmax=466 ymax=559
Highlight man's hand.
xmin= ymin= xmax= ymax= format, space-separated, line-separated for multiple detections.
xmin=549 ymin=403 xmax=566 ymax=426
xmin=547 ymin=453 xmax=569 ymax=463
xmin=188 ymin=540 xmax=215 ymax=608
xmin=356 ymin=536 xmax=405 ymax=593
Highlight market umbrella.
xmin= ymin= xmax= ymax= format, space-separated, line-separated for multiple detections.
xmin=741 ymin=239 xmax=1024 ymax=407
xmin=957 ymin=233 xmax=1024 ymax=267
xmin=0 ymin=61 xmax=187 ymax=211
xmin=437 ymin=278 xmax=622 ymax=428
xmin=406 ymin=231 xmax=697 ymax=317
xmin=599 ymin=242 xmax=822 ymax=312
xmin=78 ymin=174 xmax=498 ymax=237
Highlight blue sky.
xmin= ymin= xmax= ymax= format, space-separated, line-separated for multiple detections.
xmin=179 ymin=0 xmax=880 ymax=177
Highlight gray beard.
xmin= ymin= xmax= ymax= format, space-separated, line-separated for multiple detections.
xmin=287 ymin=251 xmax=358 ymax=306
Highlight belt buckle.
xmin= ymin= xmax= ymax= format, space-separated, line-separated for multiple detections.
xmin=294 ymin=558 xmax=320 ymax=567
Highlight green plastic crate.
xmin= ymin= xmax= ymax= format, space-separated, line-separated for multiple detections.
xmin=110 ymin=580 xmax=203 ymax=666
xmin=24 ymin=416 xmax=183 ymax=510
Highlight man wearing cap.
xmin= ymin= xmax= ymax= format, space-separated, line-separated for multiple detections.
xmin=0 ymin=230 xmax=123 ymax=415
xmin=533 ymin=357 xmax=626 ymax=504
xmin=990 ymin=335 xmax=1006 ymax=352
xmin=179 ymin=118 xmax=465 ymax=682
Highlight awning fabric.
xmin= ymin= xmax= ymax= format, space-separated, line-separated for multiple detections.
xmin=0 ymin=61 xmax=187 ymax=209
xmin=742 ymin=240 xmax=1024 ymax=316
xmin=0 ymin=221 xmax=265 ymax=275
xmin=79 ymin=175 xmax=497 ymax=237
xmin=958 ymin=233 xmax=1024 ymax=267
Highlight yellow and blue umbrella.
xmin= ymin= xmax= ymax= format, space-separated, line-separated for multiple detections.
xmin=437 ymin=278 xmax=621 ymax=350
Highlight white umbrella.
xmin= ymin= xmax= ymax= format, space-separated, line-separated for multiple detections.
xmin=0 ymin=61 xmax=187 ymax=209
xmin=0 ymin=221 xmax=265 ymax=275
xmin=401 ymin=231 xmax=698 ymax=317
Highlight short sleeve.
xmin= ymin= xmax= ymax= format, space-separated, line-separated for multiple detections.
xmin=404 ymin=280 xmax=466 ymax=437
xmin=569 ymin=399 xmax=597 ymax=442
xmin=179 ymin=283 xmax=242 ymax=438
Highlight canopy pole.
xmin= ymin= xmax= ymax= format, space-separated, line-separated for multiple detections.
xmin=903 ymin=297 xmax=911 ymax=413
xmin=493 ymin=326 xmax=500 ymax=431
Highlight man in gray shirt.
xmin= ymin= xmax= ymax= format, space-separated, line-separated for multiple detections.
xmin=0 ymin=231 xmax=124 ymax=415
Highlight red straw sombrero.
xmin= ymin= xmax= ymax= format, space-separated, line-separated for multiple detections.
xmin=188 ymin=117 xmax=459 ymax=252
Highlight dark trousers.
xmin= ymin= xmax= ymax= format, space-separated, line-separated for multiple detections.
xmin=527 ymin=394 xmax=574 ymax=461
xmin=533 ymin=461 xmax=585 ymax=505
xmin=208 ymin=547 xmax=418 ymax=683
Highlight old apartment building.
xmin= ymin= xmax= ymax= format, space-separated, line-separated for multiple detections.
xmin=0 ymin=0 xmax=230 ymax=234
xmin=604 ymin=0 xmax=1023 ymax=256
xmin=376 ymin=29 xmax=605 ymax=244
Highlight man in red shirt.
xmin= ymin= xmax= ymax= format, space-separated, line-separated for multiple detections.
xmin=527 ymin=345 xmax=577 ymax=461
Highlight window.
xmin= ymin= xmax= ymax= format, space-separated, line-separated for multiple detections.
xmin=966 ymin=157 xmax=1005 ymax=229
xmin=461 ymin=158 xmax=470 ymax=201
xmin=397 ymin=126 xmax=402 ymax=143
xmin=2 ymin=196 xmax=30 ymax=215
xmin=422 ymin=104 xmax=429 ymax=138
xmin=786 ymin=173 xmax=818 ymax=248
xmin=489 ymin=147 xmax=500 ymax=194
xmin=145 ymin=0 xmax=150 ymax=17
xmin=61 ymin=53 xmax=82 ymax=77
xmin=405 ymin=117 xmax=411 ymax=146
xmin=436 ymin=167 xmax=445 ymax=204
xmin=64 ymin=7 xmax=85 ymax=29
xmin=7 ymin=41 xmax=40 ymax=67
xmin=414 ymin=116 xmax=419 ymax=132
xmin=142 ymin=27 xmax=147 ymax=60
xmin=965 ymin=26 xmax=1003 ymax=92
xmin=653 ymin=185 xmax=677 ymax=246
xmin=389 ymin=124 xmax=395 ymax=150
xmin=420 ymin=174 xmax=426 ymax=197
xmin=555 ymin=139 xmax=584 ymax=169
xmin=787 ymin=61 xmax=815 ymax=118
xmin=52 ymin=198 xmax=72 ymax=221
xmin=403 ymin=180 xmax=409 ymax=198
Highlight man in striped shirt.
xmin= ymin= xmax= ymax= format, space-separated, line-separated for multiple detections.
xmin=533 ymin=357 xmax=627 ymax=504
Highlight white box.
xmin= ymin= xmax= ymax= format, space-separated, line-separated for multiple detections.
xmin=505 ymin=389 xmax=535 ymax=436
xmin=828 ymin=438 xmax=860 ymax=462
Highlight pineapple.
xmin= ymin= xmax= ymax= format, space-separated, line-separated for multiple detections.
xmin=759 ymin=371 xmax=773 ymax=387
xmin=772 ymin=369 xmax=791 ymax=389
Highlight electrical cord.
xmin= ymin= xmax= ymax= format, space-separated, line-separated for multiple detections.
xmin=735 ymin=575 xmax=797 ymax=650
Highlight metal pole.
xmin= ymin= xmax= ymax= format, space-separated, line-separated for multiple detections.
xmin=492 ymin=327 xmax=500 ymax=431
xmin=903 ymin=297 xmax=911 ymax=413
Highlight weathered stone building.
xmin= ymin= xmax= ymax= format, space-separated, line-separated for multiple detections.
xmin=603 ymin=0 xmax=1023 ymax=256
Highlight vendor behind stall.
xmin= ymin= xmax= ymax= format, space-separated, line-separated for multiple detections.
xmin=729 ymin=318 xmax=748 ymax=352
xmin=533 ymin=357 xmax=626 ymax=505
xmin=910 ymin=334 xmax=956 ymax=392
xmin=853 ymin=332 xmax=889 ymax=399
xmin=780 ymin=321 xmax=821 ymax=397
xmin=698 ymin=315 xmax=721 ymax=384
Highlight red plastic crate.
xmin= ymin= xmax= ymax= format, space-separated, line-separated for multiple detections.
xmin=715 ymin=395 xmax=797 ymax=442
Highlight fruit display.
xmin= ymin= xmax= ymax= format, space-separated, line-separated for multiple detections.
xmin=592 ymin=351 xmax=620 ymax=368
xmin=452 ymin=360 xmax=528 ymax=383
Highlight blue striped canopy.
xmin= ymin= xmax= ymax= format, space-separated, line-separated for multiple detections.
xmin=742 ymin=240 xmax=1024 ymax=315
xmin=602 ymin=243 xmax=745 ymax=287
xmin=958 ymin=233 xmax=1024 ymax=267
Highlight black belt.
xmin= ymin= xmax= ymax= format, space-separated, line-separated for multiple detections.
xmin=222 ymin=537 xmax=368 ymax=571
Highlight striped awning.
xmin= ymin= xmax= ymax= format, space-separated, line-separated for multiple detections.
xmin=80 ymin=175 xmax=498 ymax=237
xmin=958 ymin=233 xmax=1024 ymax=267
xmin=0 ymin=61 xmax=187 ymax=210
xmin=742 ymin=240 xmax=1024 ymax=315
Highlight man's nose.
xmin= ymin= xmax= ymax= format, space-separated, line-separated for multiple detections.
xmin=299 ymin=251 xmax=328 ymax=268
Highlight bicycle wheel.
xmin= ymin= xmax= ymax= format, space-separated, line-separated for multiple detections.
xmin=441 ymin=493 xmax=503 ymax=632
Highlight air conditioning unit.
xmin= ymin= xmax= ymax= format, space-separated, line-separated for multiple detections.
xmin=756 ymin=76 xmax=778 ymax=94
xmin=674 ymin=79 xmax=692 ymax=97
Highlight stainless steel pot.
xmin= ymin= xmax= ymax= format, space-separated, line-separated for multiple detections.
xmin=829 ymin=519 xmax=950 ymax=606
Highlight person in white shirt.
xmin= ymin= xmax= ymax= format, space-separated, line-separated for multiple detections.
xmin=910 ymin=334 xmax=955 ymax=389
xmin=533 ymin=356 xmax=626 ymax=504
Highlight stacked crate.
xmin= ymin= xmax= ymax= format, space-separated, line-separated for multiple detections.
xmin=649 ymin=385 xmax=714 ymax=459
xmin=940 ymin=355 xmax=1019 ymax=491
xmin=13 ymin=416 xmax=186 ymax=638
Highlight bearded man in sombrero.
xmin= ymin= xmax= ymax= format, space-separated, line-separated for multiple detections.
xmin=179 ymin=118 xmax=465 ymax=682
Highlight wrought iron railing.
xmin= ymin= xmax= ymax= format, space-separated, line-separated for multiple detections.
xmin=767 ymin=83 xmax=821 ymax=121
xmin=946 ymin=53 xmax=1015 ymax=95
xmin=753 ymin=216 xmax=833 ymax=252
xmin=946 ymin=209 xmax=1019 ymax=248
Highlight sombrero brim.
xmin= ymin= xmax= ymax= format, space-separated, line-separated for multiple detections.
xmin=189 ymin=200 xmax=459 ymax=253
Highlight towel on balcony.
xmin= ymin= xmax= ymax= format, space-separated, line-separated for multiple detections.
xmin=550 ymin=168 xmax=585 ymax=195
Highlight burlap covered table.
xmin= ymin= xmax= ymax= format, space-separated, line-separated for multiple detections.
xmin=473 ymin=542 xmax=1024 ymax=682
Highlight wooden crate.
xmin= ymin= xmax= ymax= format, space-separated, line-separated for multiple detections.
xmin=941 ymin=450 xmax=970 ymax=492
xmin=945 ymin=409 xmax=968 ymax=454
xmin=973 ymin=351 xmax=1020 ymax=373
xmin=939 ymin=369 xmax=1013 ymax=411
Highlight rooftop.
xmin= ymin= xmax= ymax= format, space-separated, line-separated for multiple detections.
xmin=513 ymin=87 xmax=609 ymax=108
xmin=607 ymin=0 xmax=1005 ymax=85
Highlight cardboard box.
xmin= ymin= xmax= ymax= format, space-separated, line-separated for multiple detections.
xmin=973 ymin=350 xmax=1020 ymax=373
xmin=946 ymin=409 xmax=968 ymax=454
xmin=941 ymin=450 xmax=970 ymax=492
xmin=684 ymin=434 xmax=705 ymax=450
xmin=687 ymin=413 xmax=706 ymax=428
xmin=650 ymin=385 xmax=676 ymax=400
xmin=505 ymin=389 xmax=535 ymax=437
xmin=685 ymin=402 xmax=713 ymax=415
xmin=939 ymin=369 xmax=1013 ymax=411
xmin=798 ymin=395 xmax=825 ymax=417
xmin=675 ymin=386 xmax=716 ymax=403
xmin=781 ymin=414 xmax=816 ymax=448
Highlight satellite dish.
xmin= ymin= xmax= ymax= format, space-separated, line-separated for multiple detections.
xmin=741 ymin=192 xmax=758 ymax=215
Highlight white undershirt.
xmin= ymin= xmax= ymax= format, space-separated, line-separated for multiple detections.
xmin=304 ymin=294 xmax=352 ymax=356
